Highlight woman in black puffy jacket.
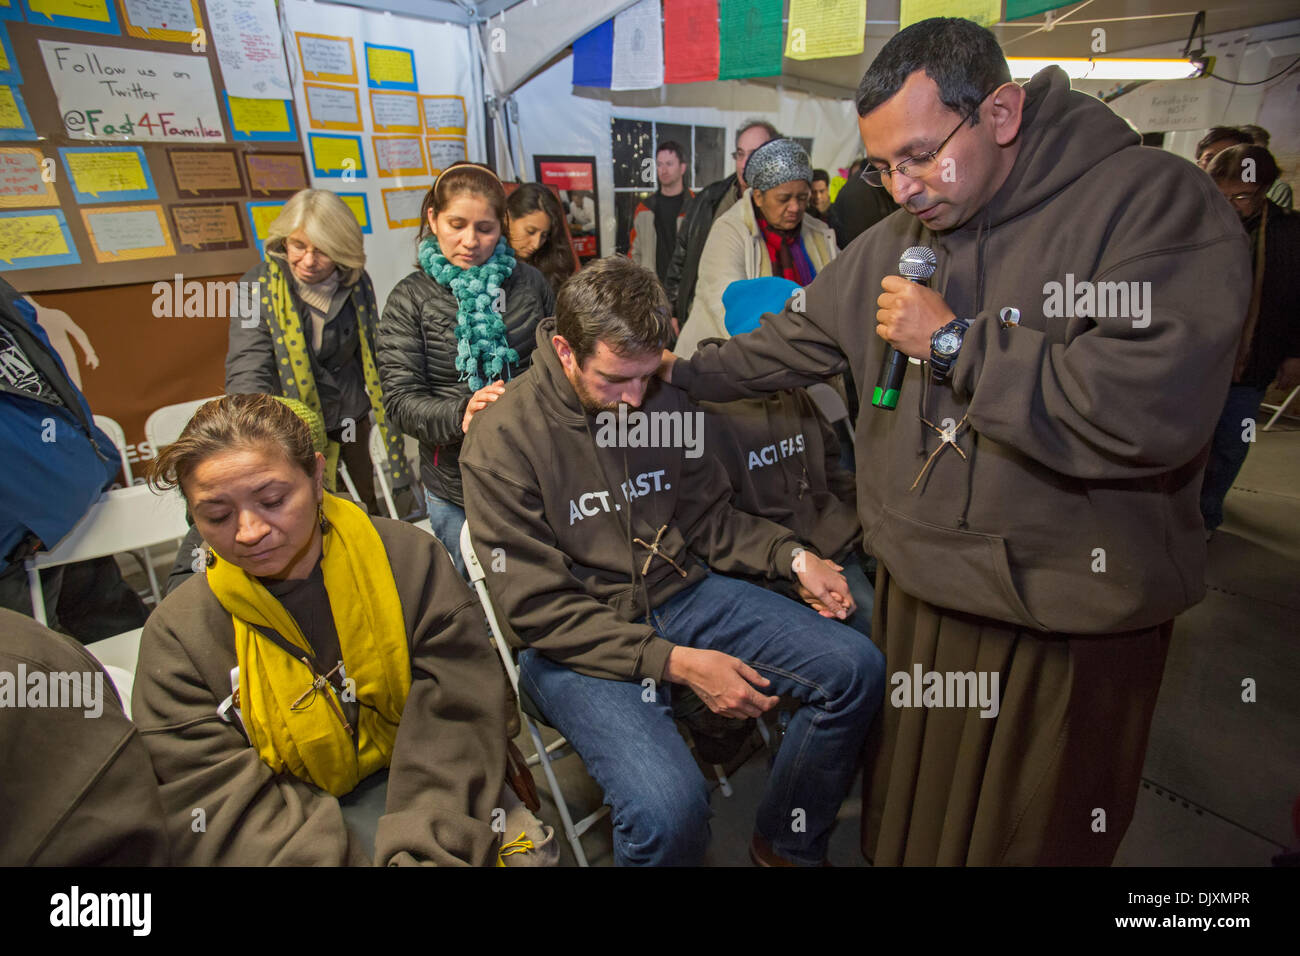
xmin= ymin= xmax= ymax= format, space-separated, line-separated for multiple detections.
xmin=377 ymin=163 xmax=553 ymax=573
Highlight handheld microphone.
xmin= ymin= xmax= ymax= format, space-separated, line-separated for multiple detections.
xmin=872 ymin=246 xmax=938 ymax=410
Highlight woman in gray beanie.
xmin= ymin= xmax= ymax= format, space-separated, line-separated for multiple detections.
xmin=675 ymin=138 xmax=838 ymax=357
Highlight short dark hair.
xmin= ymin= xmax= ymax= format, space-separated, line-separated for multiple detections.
xmin=1238 ymin=124 xmax=1269 ymax=147
xmin=812 ymin=168 xmax=830 ymax=185
xmin=556 ymin=256 xmax=672 ymax=367
xmin=737 ymin=119 xmax=780 ymax=142
xmin=656 ymin=140 xmax=686 ymax=164
xmin=855 ymin=18 xmax=1010 ymax=124
xmin=1206 ymin=144 xmax=1280 ymax=192
xmin=1195 ymin=126 xmax=1251 ymax=160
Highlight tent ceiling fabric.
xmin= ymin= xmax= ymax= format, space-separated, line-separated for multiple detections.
xmin=469 ymin=0 xmax=1296 ymax=99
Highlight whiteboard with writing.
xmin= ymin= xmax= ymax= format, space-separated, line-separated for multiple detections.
xmin=205 ymin=0 xmax=292 ymax=99
xmin=40 ymin=39 xmax=226 ymax=142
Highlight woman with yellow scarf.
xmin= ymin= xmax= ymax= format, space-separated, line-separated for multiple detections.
xmin=133 ymin=394 xmax=532 ymax=865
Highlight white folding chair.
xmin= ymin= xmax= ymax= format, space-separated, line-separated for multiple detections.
xmin=369 ymin=425 xmax=399 ymax=519
xmin=1261 ymin=385 xmax=1300 ymax=431
xmin=92 ymin=414 xmax=162 ymax=604
xmin=84 ymin=628 xmax=143 ymax=719
xmin=806 ymin=382 xmax=855 ymax=444
xmin=458 ymin=521 xmax=610 ymax=867
xmin=144 ymin=396 xmax=222 ymax=451
xmin=26 ymin=485 xmax=190 ymax=629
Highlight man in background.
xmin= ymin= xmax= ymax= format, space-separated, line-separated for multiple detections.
xmin=665 ymin=119 xmax=778 ymax=322
xmin=809 ymin=168 xmax=832 ymax=222
xmin=1200 ymin=143 xmax=1300 ymax=537
xmin=629 ymin=140 xmax=693 ymax=286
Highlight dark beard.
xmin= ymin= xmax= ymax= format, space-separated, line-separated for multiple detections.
xmin=573 ymin=377 xmax=620 ymax=415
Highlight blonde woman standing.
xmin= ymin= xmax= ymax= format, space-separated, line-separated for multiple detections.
xmin=225 ymin=189 xmax=410 ymax=515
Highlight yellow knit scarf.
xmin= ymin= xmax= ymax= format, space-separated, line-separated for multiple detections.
xmin=207 ymin=493 xmax=411 ymax=796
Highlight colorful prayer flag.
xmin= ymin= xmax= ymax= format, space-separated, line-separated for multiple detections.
xmin=718 ymin=0 xmax=783 ymax=81
xmin=785 ymin=0 xmax=865 ymax=61
xmin=664 ymin=0 xmax=720 ymax=84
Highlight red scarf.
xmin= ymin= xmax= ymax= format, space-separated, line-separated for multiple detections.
xmin=755 ymin=206 xmax=815 ymax=285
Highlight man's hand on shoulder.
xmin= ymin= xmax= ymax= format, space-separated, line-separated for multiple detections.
xmin=663 ymin=646 xmax=778 ymax=718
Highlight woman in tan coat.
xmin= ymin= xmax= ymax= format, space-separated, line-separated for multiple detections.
xmin=675 ymin=139 xmax=838 ymax=357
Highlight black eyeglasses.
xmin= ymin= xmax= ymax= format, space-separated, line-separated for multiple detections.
xmin=862 ymin=88 xmax=997 ymax=188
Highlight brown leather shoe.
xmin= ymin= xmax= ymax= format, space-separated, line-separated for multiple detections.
xmin=749 ymin=833 xmax=831 ymax=867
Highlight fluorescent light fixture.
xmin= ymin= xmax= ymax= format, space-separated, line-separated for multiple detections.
xmin=1007 ymin=58 xmax=1204 ymax=81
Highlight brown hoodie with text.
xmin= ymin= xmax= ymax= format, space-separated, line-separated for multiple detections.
xmin=672 ymin=67 xmax=1251 ymax=634
xmin=459 ymin=318 xmax=808 ymax=684
xmin=700 ymin=391 xmax=861 ymax=564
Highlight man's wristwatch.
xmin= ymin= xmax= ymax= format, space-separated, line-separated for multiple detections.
xmin=930 ymin=317 xmax=970 ymax=383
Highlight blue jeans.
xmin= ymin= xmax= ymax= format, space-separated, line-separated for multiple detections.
xmin=424 ymin=490 xmax=467 ymax=577
xmin=1199 ymin=385 xmax=1266 ymax=531
xmin=838 ymin=552 xmax=875 ymax=638
xmin=519 ymin=572 xmax=885 ymax=866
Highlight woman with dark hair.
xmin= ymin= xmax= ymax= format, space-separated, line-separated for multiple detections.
xmin=377 ymin=162 xmax=553 ymax=573
xmin=131 ymin=394 xmax=524 ymax=866
xmin=506 ymin=183 xmax=577 ymax=296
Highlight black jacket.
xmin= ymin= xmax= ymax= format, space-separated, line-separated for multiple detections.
xmin=827 ymin=173 xmax=898 ymax=251
xmin=664 ymin=173 xmax=738 ymax=319
xmin=377 ymin=261 xmax=553 ymax=506
xmin=224 ymin=264 xmax=372 ymax=432
xmin=1237 ymin=200 xmax=1300 ymax=389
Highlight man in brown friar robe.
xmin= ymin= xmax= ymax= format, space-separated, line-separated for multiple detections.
xmin=663 ymin=17 xmax=1251 ymax=864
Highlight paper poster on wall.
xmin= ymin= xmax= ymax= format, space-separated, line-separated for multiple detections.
xmin=308 ymin=133 xmax=364 ymax=179
xmin=167 ymin=146 xmax=245 ymax=196
xmin=169 ymin=200 xmax=245 ymax=250
xmin=120 ymin=0 xmax=202 ymax=44
xmin=365 ymin=43 xmax=416 ymax=92
xmin=0 ymin=0 xmax=22 ymax=21
xmin=335 ymin=191 xmax=371 ymax=234
xmin=536 ymin=155 xmax=600 ymax=261
xmin=0 ymin=84 xmax=35 ymax=140
xmin=81 ymin=203 xmax=176 ymax=262
xmin=22 ymin=0 xmax=123 ymax=34
xmin=0 ymin=24 xmax=22 ymax=85
xmin=296 ymin=32 xmax=356 ymax=85
xmin=425 ymin=136 xmax=466 ymax=174
xmin=245 ymin=199 xmax=283 ymax=254
xmin=0 ymin=209 xmax=81 ymax=270
xmin=59 ymin=146 xmax=158 ymax=203
xmin=305 ymin=83 xmax=362 ymax=131
xmin=41 ymin=40 xmax=225 ymax=142
xmin=373 ymin=135 xmax=425 ymax=178
xmin=244 ymin=151 xmax=308 ymax=196
xmin=206 ymin=0 xmax=292 ymax=99
xmin=224 ymin=95 xmax=298 ymax=142
xmin=370 ymin=91 xmax=420 ymax=134
xmin=421 ymin=94 xmax=466 ymax=134
xmin=380 ymin=184 xmax=426 ymax=229
xmin=0 ymin=148 xmax=60 ymax=207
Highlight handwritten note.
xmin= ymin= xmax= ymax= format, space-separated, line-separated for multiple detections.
xmin=170 ymin=202 xmax=244 ymax=248
xmin=207 ymin=0 xmax=292 ymax=99
xmin=121 ymin=0 xmax=199 ymax=43
xmin=246 ymin=200 xmax=284 ymax=253
xmin=0 ymin=84 xmax=25 ymax=130
xmin=24 ymin=0 xmax=120 ymax=34
xmin=40 ymin=40 xmax=225 ymax=142
xmin=167 ymin=148 xmax=243 ymax=195
xmin=370 ymin=91 xmax=420 ymax=133
xmin=244 ymin=152 xmax=307 ymax=195
xmin=227 ymin=96 xmax=293 ymax=136
xmin=297 ymin=33 xmax=356 ymax=84
xmin=421 ymin=95 xmax=466 ymax=133
xmin=381 ymin=185 xmax=427 ymax=229
xmin=336 ymin=192 xmax=370 ymax=233
xmin=365 ymin=44 xmax=416 ymax=90
xmin=309 ymin=134 xmax=364 ymax=178
xmin=0 ymin=148 xmax=59 ymax=207
xmin=305 ymin=84 xmax=361 ymax=130
xmin=373 ymin=136 xmax=425 ymax=177
xmin=82 ymin=204 xmax=176 ymax=261
xmin=425 ymin=136 xmax=466 ymax=174
xmin=0 ymin=210 xmax=79 ymax=269
xmin=61 ymin=147 xmax=158 ymax=202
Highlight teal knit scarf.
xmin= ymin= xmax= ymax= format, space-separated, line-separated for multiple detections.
xmin=418 ymin=235 xmax=519 ymax=391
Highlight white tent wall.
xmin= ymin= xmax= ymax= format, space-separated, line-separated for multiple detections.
xmin=512 ymin=53 xmax=863 ymax=262
xmin=282 ymin=0 xmax=487 ymax=306
xmin=1104 ymin=18 xmax=1300 ymax=165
